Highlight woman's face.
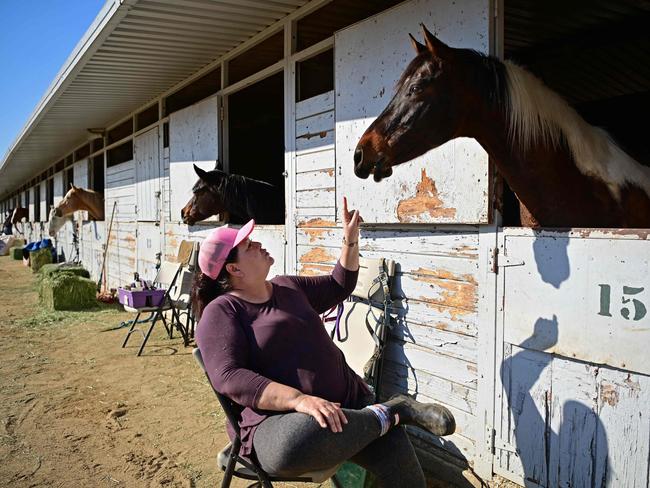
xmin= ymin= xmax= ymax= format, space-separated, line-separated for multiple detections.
xmin=232 ymin=237 xmax=274 ymax=280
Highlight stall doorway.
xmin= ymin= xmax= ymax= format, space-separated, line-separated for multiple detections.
xmin=227 ymin=72 xmax=285 ymax=223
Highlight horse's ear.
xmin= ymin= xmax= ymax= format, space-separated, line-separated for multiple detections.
xmin=215 ymin=160 xmax=223 ymax=171
xmin=409 ymin=33 xmax=426 ymax=55
xmin=194 ymin=164 xmax=208 ymax=180
xmin=70 ymin=183 xmax=75 ymax=190
xmin=421 ymin=24 xmax=449 ymax=57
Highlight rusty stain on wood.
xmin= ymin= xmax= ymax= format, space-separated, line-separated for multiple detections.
xmin=303 ymin=228 xmax=328 ymax=243
xmin=297 ymin=218 xmax=337 ymax=228
xmin=299 ymin=247 xmax=337 ymax=264
xmin=412 ymin=267 xmax=478 ymax=285
xmin=413 ymin=274 xmax=477 ymax=312
xmin=600 ymin=383 xmax=620 ymax=406
xmin=422 ymin=299 xmax=474 ymax=320
xmin=396 ymin=169 xmax=457 ymax=222
xmin=299 ymin=263 xmax=334 ymax=276
xmin=296 ymin=130 xmax=330 ymax=140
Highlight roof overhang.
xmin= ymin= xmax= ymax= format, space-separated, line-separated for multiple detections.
xmin=0 ymin=0 xmax=308 ymax=198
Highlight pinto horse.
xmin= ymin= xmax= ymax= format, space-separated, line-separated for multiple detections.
xmin=354 ymin=25 xmax=650 ymax=228
xmin=48 ymin=185 xmax=104 ymax=237
xmin=181 ymin=162 xmax=284 ymax=225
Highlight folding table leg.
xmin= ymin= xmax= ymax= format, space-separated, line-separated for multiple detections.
xmin=138 ymin=312 xmax=160 ymax=356
xmin=122 ymin=312 xmax=142 ymax=348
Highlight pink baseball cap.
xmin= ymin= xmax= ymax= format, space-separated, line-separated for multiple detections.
xmin=198 ymin=220 xmax=255 ymax=279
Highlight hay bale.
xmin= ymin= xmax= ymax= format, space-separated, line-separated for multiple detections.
xmin=39 ymin=263 xmax=90 ymax=279
xmin=30 ymin=248 xmax=53 ymax=273
xmin=41 ymin=274 xmax=97 ymax=310
xmin=10 ymin=246 xmax=23 ymax=260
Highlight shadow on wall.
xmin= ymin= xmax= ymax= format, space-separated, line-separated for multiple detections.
xmin=501 ymin=316 xmax=610 ymax=487
xmin=532 ymin=233 xmax=570 ymax=289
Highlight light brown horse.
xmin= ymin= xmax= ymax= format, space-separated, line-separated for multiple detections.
xmin=354 ymin=25 xmax=650 ymax=228
xmin=50 ymin=184 xmax=104 ymax=228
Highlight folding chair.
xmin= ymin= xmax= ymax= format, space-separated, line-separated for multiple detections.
xmin=169 ymin=265 xmax=196 ymax=339
xmin=170 ymin=240 xmax=199 ymax=339
xmin=121 ymin=261 xmax=189 ymax=356
xmin=192 ymin=348 xmax=343 ymax=488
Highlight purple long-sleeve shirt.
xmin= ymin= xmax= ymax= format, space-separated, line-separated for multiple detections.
xmin=196 ymin=261 xmax=369 ymax=456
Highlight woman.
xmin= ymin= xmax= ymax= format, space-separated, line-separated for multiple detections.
xmin=193 ymin=197 xmax=455 ymax=487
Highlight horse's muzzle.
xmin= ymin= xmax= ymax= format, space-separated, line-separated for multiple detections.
xmin=353 ymin=147 xmax=371 ymax=179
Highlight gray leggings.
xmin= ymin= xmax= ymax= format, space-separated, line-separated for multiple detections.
xmin=253 ymin=408 xmax=426 ymax=488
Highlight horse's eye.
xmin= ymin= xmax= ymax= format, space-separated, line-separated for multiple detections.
xmin=409 ymin=84 xmax=422 ymax=95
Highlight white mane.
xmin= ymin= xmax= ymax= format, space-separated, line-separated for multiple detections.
xmin=504 ymin=60 xmax=650 ymax=200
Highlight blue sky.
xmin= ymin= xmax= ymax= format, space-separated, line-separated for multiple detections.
xmin=0 ymin=0 xmax=106 ymax=160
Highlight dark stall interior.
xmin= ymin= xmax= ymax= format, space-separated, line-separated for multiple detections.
xmin=501 ymin=0 xmax=650 ymax=225
xmin=228 ymin=72 xmax=285 ymax=223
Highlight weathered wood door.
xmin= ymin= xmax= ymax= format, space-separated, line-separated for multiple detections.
xmin=334 ymin=0 xmax=491 ymax=224
xmin=135 ymin=128 xmax=161 ymax=222
xmin=134 ymin=128 xmax=162 ymax=281
xmin=494 ymin=228 xmax=650 ymax=487
xmin=169 ymin=94 xmax=219 ymax=223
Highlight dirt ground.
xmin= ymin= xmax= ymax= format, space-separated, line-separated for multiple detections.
xmin=0 ymin=256 xmax=326 ymax=488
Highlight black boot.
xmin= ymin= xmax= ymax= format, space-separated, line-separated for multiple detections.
xmin=383 ymin=394 xmax=456 ymax=436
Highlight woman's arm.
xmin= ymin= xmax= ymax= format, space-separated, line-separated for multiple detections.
xmin=281 ymin=197 xmax=363 ymax=313
xmin=257 ymin=382 xmax=348 ymax=433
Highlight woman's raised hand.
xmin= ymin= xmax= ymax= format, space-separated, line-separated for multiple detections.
xmin=293 ymin=394 xmax=348 ymax=433
xmin=342 ymin=196 xmax=363 ymax=242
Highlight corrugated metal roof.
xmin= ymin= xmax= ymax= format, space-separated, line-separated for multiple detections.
xmin=0 ymin=0 xmax=308 ymax=198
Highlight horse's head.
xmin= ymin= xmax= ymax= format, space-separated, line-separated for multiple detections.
xmin=181 ymin=163 xmax=228 ymax=225
xmin=56 ymin=184 xmax=80 ymax=216
xmin=354 ymin=25 xmax=467 ymax=182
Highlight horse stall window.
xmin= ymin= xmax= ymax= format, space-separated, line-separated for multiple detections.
xmin=107 ymin=141 xmax=133 ymax=168
xmin=164 ymin=66 xmax=220 ymax=116
xmin=33 ymin=185 xmax=41 ymax=221
xmin=296 ymin=0 xmax=404 ymax=51
xmin=136 ymin=103 xmax=159 ymax=131
xmin=91 ymin=137 xmax=104 ymax=153
xmin=91 ymin=155 xmax=104 ymax=192
xmin=500 ymin=0 xmax=650 ymax=227
xmin=107 ymin=118 xmax=133 ymax=145
xmin=227 ymin=72 xmax=285 ymax=223
xmin=296 ymin=49 xmax=333 ymax=102
xmin=227 ymin=30 xmax=283 ymax=85
xmin=74 ymin=144 xmax=90 ymax=162
xmin=46 ymin=179 xmax=54 ymax=210
xmin=55 ymin=160 xmax=64 ymax=173
xmin=64 ymin=167 xmax=74 ymax=192
xmin=162 ymin=122 xmax=169 ymax=148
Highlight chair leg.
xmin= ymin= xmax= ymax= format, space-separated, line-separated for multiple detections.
xmin=221 ymin=454 xmax=237 ymax=488
xmin=137 ymin=312 xmax=160 ymax=356
xmin=172 ymin=308 xmax=189 ymax=346
xmin=160 ymin=313 xmax=172 ymax=339
xmin=122 ymin=312 xmax=141 ymax=348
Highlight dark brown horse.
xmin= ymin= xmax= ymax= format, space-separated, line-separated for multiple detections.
xmin=354 ymin=25 xmax=650 ymax=228
xmin=181 ymin=162 xmax=284 ymax=225
xmin=11 ymin=207 xmax=29 ymax=225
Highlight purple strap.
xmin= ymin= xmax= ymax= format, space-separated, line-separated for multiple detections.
xmin=323 ymin=302 xmax=345 ymax=341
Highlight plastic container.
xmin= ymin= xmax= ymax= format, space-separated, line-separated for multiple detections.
xmin=118 ymin=288 xmax=166 ymax=308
